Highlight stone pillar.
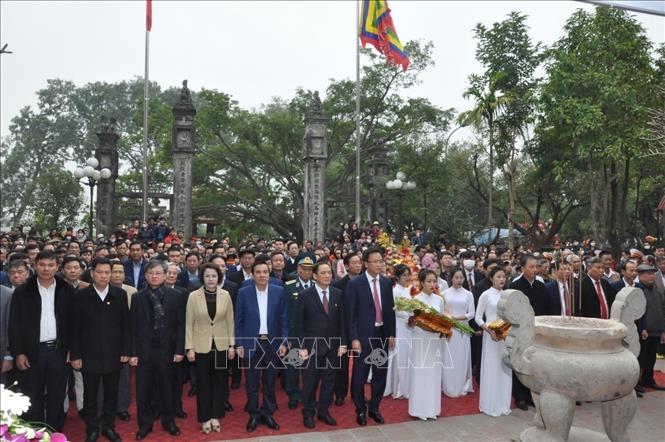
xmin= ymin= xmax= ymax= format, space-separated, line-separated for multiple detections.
xmin=302 ymin=91 xmax=328 ymax=244
xmin=95 ymin=116 xmax=120 ymax=235
xmin=368 ymin=139 xmax=389 ymax=228
xmin=171 ymin=80 xmax=196 ymax=241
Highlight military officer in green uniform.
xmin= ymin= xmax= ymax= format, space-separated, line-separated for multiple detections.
xmin=283 ymin=257 xmax=314 ymax=409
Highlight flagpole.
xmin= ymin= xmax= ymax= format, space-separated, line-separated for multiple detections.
xmin=142 ymin=26 xmax=150 ymax=222
xmin=354 ymin=0 xmax=361 ymax=225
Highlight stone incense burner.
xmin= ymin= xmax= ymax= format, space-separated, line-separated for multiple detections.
xmin=498 ymin=288 xmax=645 ymax=442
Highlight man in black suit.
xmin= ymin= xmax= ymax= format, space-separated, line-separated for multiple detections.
xmin=228 ymin=249 xmax=255 ymax=286
xmin=8 ymin=250 xmax=75 ymax=431
xmin=578 ymin=256 xmax=616 ymax=319
xmin=284 ymin=241 xmax=301 ymax=275
xmin=332 ymin=252 xmax=363 ymax=405
xmin=176 ymin=252 xmax=202 ymax=291
xmin=130 ymin=260 xmax=185 ymax=440
xmin=296 ymin=261 xmax=347 ymax=428
xmin=510 ymin=254 xmax=548 ymax=410
xmin=461 ymin=251 xmax=485 ymax=291
xmin=123 ymin=241 xmax=147 ymax=290
xmin=545 ymin=261 xmax=575 ymax=316
xmin=346 ymin=247 xmax=396 ymax=426
xmin=70 ymin=257 xmax=131 ymax=442
xmin=610 ymin=259 xmax=638 ymax=292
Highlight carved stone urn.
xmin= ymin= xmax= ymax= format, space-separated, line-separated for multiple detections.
xmin=497 ymin=287 xmax=646 ymax=442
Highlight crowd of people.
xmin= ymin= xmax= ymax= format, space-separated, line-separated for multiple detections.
xmin=1 ymin=220 xmax=664 ymax=442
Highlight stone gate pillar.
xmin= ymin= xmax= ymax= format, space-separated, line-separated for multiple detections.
xmin=171 ymin=80 xmax=196 ymax=240
xmin=302 ymin=92 xmax=328 ymax=244
xmin=95 ymin=116 xmax=119 ymax=235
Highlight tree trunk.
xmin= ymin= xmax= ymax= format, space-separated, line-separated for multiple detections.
xmin=620 ymin=156 xmax=630 ymax=243
xmin=12 ymin=162 xmax=43 ymax=225
xmin=589 ymin=154 xmax=600 ymax=242
xmin=488 ymin=114 xmax=494 ymax=230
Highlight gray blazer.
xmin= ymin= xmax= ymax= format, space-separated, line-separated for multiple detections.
xmin=655 ymin=270 xmax=665 ymax=297
xmin=0 ymin=285 xmax=13 ymax=360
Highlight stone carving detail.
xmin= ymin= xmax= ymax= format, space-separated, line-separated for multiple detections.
xmin=95 ymin=115 xmax=120 ymax=235
xmin=498 ymin=288 xmax=645 ymax=442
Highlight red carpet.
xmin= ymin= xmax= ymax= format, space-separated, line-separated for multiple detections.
xmin=61 ymin=369 xmax=665 ymax=441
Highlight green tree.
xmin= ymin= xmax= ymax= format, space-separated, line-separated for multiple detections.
xmin=30 ymin=164 xmax=83 ymax=234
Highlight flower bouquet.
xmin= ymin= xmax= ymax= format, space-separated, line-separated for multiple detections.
xmin=394 ymin=297 xmax=475 ymax=340
xmin=487 ymin=319 xmax=512 ymax=340
xmin=1 ymin=383 xmax=68 ymax=442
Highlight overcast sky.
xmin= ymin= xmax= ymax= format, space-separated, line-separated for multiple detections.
xmin=1 ymin=1 xmax=663 ymax=142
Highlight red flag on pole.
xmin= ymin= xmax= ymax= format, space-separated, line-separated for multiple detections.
xmin=146 ymin=0 xmax=152 ymax=31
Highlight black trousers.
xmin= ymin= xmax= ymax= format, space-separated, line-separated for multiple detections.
xmin=195 ymin=349 xmax=228 ymax=422
xmin=136 ymin=348 xmax=175 ymax=430
xmin=471 ymin=333 xmax=482 ymax=383
xmin=639 ymin=336 xmax=660 ymax=387
xmin=82 ymin=370 xmax=120 ymax=433
xmin=18 ymin=345 xmax=68 ymax=431
xmin=245 ymin=339 xmax=279 ymax=419
xmin=284 ymin=359 xmax=301 ymax=402
xmin=512 ymin=373 xmax=532 ymax=403
xmin=301 ymin=349 xmax=336 ymax=418
xmin=351 ymin=327 xmax=388 ymax=414
xmin=333 ymin=353 xmax=349 ymax=401
xmin=229 ymin=353 xmax=242 ymax=387
xmin=172 ymin=360 xmax=187 ymax=413
xmin=117 ymin=364 xmax=131 ymax=413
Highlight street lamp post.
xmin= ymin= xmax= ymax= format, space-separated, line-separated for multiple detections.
xmin=73 ymin=158 xmax=111 ymax=239
xmin=386 ymin=171 xmax=416 ymax=242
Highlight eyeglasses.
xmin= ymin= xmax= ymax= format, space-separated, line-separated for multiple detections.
xmin=146 ymin=271 xmax=164 ymax=277
xmin=366 ymin=260 xmax=384 ymax=264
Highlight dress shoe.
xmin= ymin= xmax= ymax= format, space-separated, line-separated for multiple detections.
xmin=175 ymin=409 xmax=187 ymax=419
xmin=356 ymin=412 xmax=367 ymax=426
xmin=635 ymin=385 xmax=646 ymax=393
xmin=368 ymin=410 xmax=384 ymax=424
xmin=162 ymin=422 xmax=180 ymax=436
xmin=646 ymin=383 xmax=665 ymax=391
xmin=225 ymin=401 xmax=234 ymax=412
xmin=303 ymin=416 xmax=315 ymax=429
xmin=210 ymin=418 xmax=221 ymax=432
xmin=636 ymin=389 xmax=644 ymax=398
xmin=187 ymin=386 xmax=197 ymax=397
xmin=262 ymin=415 xmax=280 ymax=430
xmin=288 ymin=399 xmax=299 ymax=409
xmin=517 ymin=401 xmax=529 ymax=411
xmin=135 ymin=428 xmax=151 ymax=440
xmin=116 ymin=411 xmax=130 ymax=421
xmin=101 ymin=428 xmax=122 ymax=442
xmin=318 ymin=414 xmax=337 ymax=426
xmin=246 ymin=417 xmax=259 ymax=432
xmin=334 ymin=397 xmax=344 ymax=407
xmin=85 ymin=430 xmax=100 ymax=442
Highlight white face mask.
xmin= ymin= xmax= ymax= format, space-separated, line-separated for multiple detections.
xmin=463 ymin=259 xmax=475 ymax=271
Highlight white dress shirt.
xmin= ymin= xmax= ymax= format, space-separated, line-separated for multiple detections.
xmin=38 ymin=279 xmax=57 ymax=342
xmin=314 ymin=283 xmax=328 ymax=305
xmin=94 ymin=284 xmax=109 ymax=302
xmin=299 ymin=278 xmax=311 ymax=289
xmin=256 ymin=287 xmax=269 ymax=335
xmin=365 ymin=272 xmax=383 ymax=326
xmin=557 ymin=281 xmax=567 ymax=315
xmin=622 ymin=278 xmax=635 ymax=288
xmin=243 ymin=270 xmax=252 ymax=281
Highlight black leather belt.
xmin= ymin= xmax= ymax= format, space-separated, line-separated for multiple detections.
xmin=40 ymin=340 xmax=57 ymax=348
xmin=258 ymin=334 xmax=269 ymax=341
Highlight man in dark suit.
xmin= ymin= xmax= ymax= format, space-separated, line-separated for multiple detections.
xmin=577 ymin=256 xmax=616 ymax=319
xmin=8 ymin=250 xmax=75 ymax=431
xmin=123 ymin=241 xmax=146 ymax=290
xmin=461 ymin=251 xmax=485 ymax=292
xmin=1 ymin=284 xmax=13 ymax=383
xmin=176 ymin=252 xmax=202 ymax=291
xmin=130 ymin=260 xmax=185 ymax=440
xmin=510 ymin=254 xmax=549 ymax=410
xmin=332 ymin=252 xmax=362 ymax=405
xmin=235 ymin=261 xmax=288 ymax=433
xmin=296 ymin=261 xmax=347 ymax=428
xmin=284 ymin=241 xmax=302 ymax=275
xmin=228 ymin=249 xmax=255 ymax=286
xmin=610 ymin=259 xmax=638 ymax=293
xmin=346 ymin=247 xmax=396 ymax=426
xmin=544 ymin=261 xmax=575 ymax=316
xmin=635 ymin=264 xmax=665 ymax=391
xmin=70 ymin=257 xmax=131 ymax=442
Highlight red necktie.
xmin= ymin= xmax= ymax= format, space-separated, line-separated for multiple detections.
xmin=563 ymin=283 xmax=571 ymax=316
xmin=372 ymin=278 xmax=383 ymax=323
xmin=322 ymin=290 xmax=329 ymax=314
xmin=467 ymin=272 xmax=474 ymax=290
xmin=594 ymin=279 xmax=608 ymax=319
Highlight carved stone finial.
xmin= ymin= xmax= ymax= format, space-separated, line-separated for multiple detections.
xmin=97 ymin=115 xmax=118 ymax=134
xmin=311 ymin=91 xmax=322 ymax=113
xmin=610 ymin=287 xmax=647 ymax=357
xmin=179 ymin=79 xmax=192 ymax=104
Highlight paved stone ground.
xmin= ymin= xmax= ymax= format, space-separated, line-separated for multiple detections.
xmin=235 ymin=360 xmax=665 ymax=442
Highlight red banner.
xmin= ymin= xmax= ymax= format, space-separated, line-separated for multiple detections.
xmin=146 ymin=0 xmax=152 ymax=31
